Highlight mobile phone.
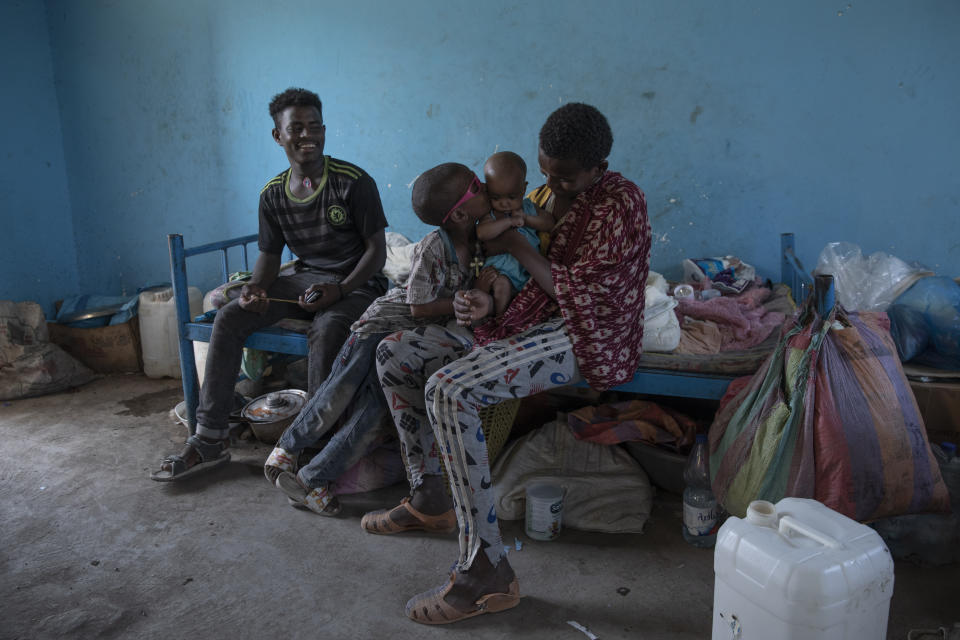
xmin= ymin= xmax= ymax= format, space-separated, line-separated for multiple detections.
xmin=305 ymin=290 xmax=322 ymax=304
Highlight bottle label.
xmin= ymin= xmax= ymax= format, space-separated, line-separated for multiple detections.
xmin=683 ymin=503 xmax=718 ymax=536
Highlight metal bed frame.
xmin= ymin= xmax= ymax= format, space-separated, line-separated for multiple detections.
xmin=168 ymin=232 xmax=827 ymax=433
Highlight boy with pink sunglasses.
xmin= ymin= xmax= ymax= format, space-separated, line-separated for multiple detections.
xmin=263 ymin=163 xmax=490 ymax=515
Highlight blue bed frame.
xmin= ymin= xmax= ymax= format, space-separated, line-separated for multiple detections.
xmin=168 ymin=232 xmax=825 ymax=433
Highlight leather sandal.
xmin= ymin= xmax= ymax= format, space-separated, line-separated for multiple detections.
xmin=360 ymin=497 xmax=456 ymax=535
xmin=150 ymin=434 xmax=230 ymax=482
xmin=405 ymin=572 xmax=521 ymax=625
xmin=264 ymin=447 xmax=297 ymax=486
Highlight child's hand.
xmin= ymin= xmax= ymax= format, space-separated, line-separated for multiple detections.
xmin=476 ymin=266 xmax=499 ymax=292
xmin=482 ymin=228 xmax=525 ymax=256
xmin=454 ymin=289 xmax=493 ymax=326
xmin=510 ymin=211 xmax=525 ymax=227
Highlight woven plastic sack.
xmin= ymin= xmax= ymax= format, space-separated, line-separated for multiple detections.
xmin=709 ymin=302 xmax=949 ymax=521
xmin=1 ymin=301 xmax=97 ymax=400
xmin=491 ymin=417 xmax=653 ymax=533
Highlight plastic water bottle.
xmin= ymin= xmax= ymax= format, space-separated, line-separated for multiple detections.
xmin=682 ymin=433 xmax=720 ymax=547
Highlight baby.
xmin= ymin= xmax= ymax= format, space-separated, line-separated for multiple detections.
xmin=476 ymin=151 xmax=556 ymax=316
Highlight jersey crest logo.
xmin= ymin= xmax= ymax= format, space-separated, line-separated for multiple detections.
xmin=327 ymin=205 xmax=347 ymax=226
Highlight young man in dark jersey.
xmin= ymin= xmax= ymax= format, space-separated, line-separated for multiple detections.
xmin=152 ymin=87 xmax=388 ymax=481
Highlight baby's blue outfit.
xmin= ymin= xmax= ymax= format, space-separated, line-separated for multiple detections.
xmin=483 ymin=198 xmax=541 ymax=291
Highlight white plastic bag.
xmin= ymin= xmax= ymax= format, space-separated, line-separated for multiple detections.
xmin=646 ymin=270 xmax=669 ymax=294
xmin=814 ymin=242 xmax=932 ymax=311
xmin=643 ymin=285 xmax=680 ymax=352
xmin=382 ymin=232 xmax=415 ymax=285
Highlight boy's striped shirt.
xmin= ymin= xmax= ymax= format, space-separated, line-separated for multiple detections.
xmin=257 ymin=156 xmax=387 ymax=275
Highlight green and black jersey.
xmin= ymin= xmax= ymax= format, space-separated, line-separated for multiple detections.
xmin=258 ymin=156 xmax=387 ymax=274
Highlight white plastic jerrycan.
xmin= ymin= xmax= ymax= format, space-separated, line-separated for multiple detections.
xmin=712 ymin=498 xmax=894 ymax=640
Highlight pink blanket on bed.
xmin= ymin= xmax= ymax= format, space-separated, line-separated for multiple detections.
xmin=675 ymin=286 xmax=785 ymax=352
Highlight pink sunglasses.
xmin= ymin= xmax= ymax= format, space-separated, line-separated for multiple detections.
xmin=441 ymin=174 xmax=483 ymax=223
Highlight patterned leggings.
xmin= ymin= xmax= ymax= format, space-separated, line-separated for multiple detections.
xmin=377 ymin=318 xmax=580 ymax=570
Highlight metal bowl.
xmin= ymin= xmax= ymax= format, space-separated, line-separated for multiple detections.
xmin=240 ymin=389 xmax=307 ymax=444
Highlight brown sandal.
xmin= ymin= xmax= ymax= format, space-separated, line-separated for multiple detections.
xmin=360 ymin=497 xmax=456 ymax=535
xmin=405 ymin=573 xmax=521 ymax=624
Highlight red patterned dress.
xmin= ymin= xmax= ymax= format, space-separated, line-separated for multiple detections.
xmin=475 ymin=170 xmax=651 ymax=390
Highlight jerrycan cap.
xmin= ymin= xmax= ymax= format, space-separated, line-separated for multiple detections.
xmin=745 ymin=500 xmax=778 ymax=528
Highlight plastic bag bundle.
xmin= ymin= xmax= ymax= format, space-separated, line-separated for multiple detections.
xmin=708 ymin=302 xmax=949 ymax=521
xmin=888 ymin=276 xmax=960 ymax=369
xmin=642 ymin=285 xmax=680 ymax=352
xmin=382 ymin=231 xmax=416 ymax=285
xmin=814 ymin=242 xmax=931 ymax=311
xmin=682 ymin=256 xmax=756 ymax=294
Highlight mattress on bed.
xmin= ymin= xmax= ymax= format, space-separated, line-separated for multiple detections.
xmin=636 ymin=283 xmax=795 ymax=375
xmin=216 ymin=283 xmax=795 ymax=377
xmin=634 ymin=333 xmax=778 ymax=375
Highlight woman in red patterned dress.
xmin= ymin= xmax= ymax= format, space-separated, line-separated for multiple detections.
xmin=364 ymin=103 xmax=651 ymax=624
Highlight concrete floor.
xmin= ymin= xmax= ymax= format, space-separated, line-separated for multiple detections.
xmin=1 ymin=374 xmax=958 ymax=640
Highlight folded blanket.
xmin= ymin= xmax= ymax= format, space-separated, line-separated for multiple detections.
xmin=675 ymin=286 xmax=786 ymax=352
xmin=567 ymin=400 xmax=697 ymax=451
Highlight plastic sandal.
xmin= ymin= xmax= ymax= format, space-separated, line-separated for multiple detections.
xmin=150 ymin=434 xmax=230 ymax=482
xmin=264 ymin=447 xmax=297 ymax=486
xmin=275 ymin=471 xmax=340 ymax=516
xmin=405 ymin=572 xmax=521 ymax=625
xmin=360 ymin=497 xmax=456 ymax=535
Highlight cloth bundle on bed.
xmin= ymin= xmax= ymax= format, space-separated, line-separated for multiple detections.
xmin=635 ymin=283 xmax=795 ymax=376
xmin=674 ymin=284 xmax=790 ymax=354
xmin=708 ymin=302 xmax=950 ymax=521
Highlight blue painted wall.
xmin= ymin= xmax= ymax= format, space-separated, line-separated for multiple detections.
xmin=6 ymin=0 xmax=960 ymax=311
xmin=1 ymin=0 xmax=78 ymax=317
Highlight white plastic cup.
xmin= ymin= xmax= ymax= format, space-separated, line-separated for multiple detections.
xmin=525 ymin=482 xmax=564 ymax=540
xmin=673 ymin=284 xmax=695 ymax=300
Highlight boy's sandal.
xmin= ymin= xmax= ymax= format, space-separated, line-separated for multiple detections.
xmin=264 ymin=447 xmax=297 ymax=486
xmin=405 ymin=573 xmax=521 ymax=625
xmin=275 ymin=471 xmax=340 ymax=516
xmin=150 ymin=435 xmax=230 ymax=482
xmin=360 ymin=497 xmax=456 ymax=535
